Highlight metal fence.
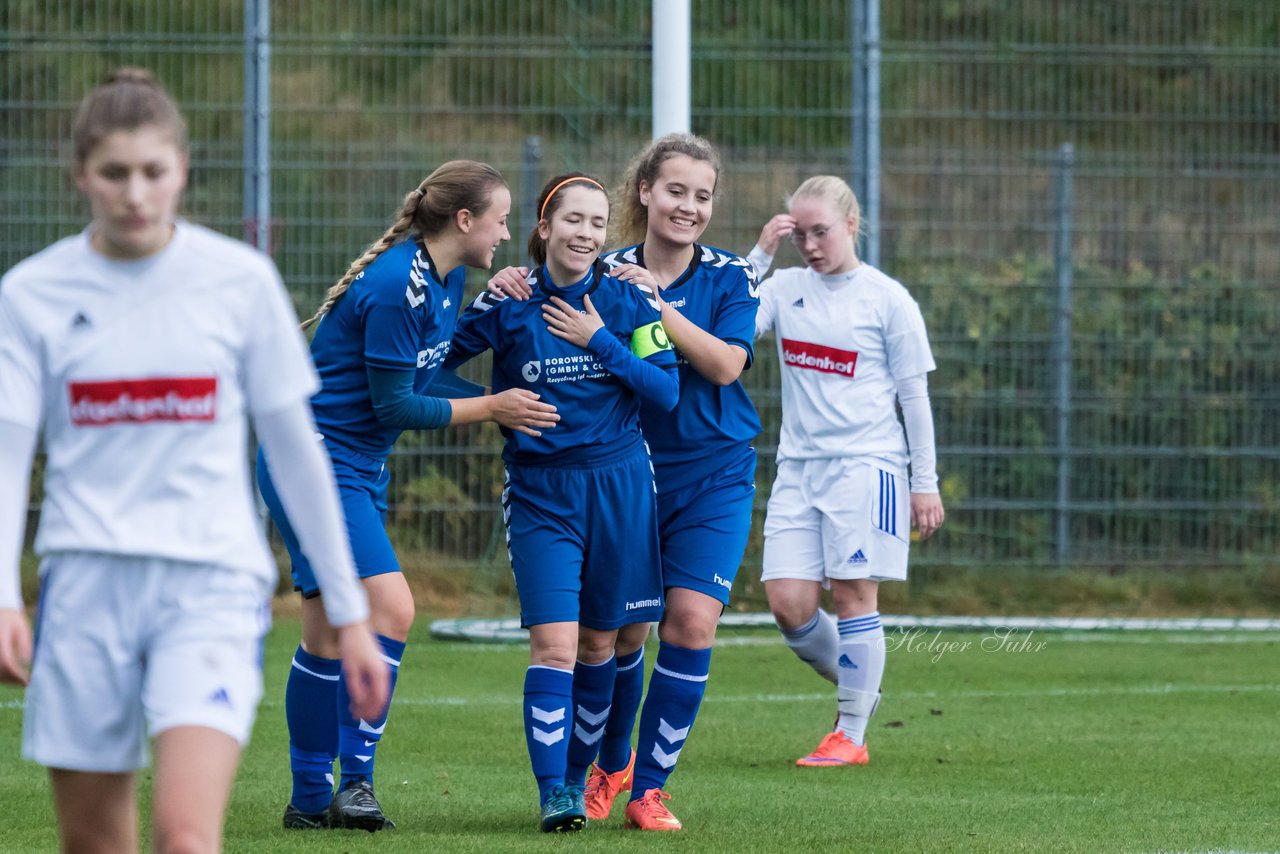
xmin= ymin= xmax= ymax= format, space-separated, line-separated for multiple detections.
xmin=3 ymin=1 xmax=1277 ymax=594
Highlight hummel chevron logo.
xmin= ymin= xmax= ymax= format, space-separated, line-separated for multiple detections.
xmin=576 ymin=704 xmax=611 ymax=727
xmin=574 ymin=723 xmax=605 ymax=745
xmin=357 ymin=719 xmax=387 ymax=735
xmin=355 ymin=754 xmax=372 ymax=763
xmin=651 ymin=743 xmax=682 ymax=770
xmin=532 ymin=726 xmax=565 ymax=746
xmin=405 ymin=251 xmax=430 ymax=309
xmin=658 ymin=718 xmax=690 ymax=744
xmin=472 ymin=290 xmax=506 ymax=312
xmin=699 ymin=246 xmax=734 ymax=268
xmin=530 ymin=705 xmax=565 ymax=725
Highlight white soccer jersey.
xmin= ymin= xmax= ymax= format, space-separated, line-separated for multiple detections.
xmin=0 ymin=222 xmax=317 ymax=587
xmin=756 ymin=263 xmax=936 ymax=474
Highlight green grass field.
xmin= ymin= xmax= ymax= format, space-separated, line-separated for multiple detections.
xmin=2 ymin=620 xmax=1277 ymax=853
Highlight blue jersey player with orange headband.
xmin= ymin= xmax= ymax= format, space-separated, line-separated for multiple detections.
xmin=444 ymin=172 xmax=678 ymax=833
xmin=488 ymin=134 xmax=761 ymax=831
xmin=257 ymin=161 xmax=558 ymax=832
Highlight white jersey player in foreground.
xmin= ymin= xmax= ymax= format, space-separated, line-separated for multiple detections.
xmin=749 ymin=175 xmax=944 ymax=767
xmin=0 ymin=68 xmax=389 ymax=853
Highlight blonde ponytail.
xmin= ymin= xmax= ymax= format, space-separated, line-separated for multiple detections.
xmin=301 ymin=160 xmax=506 ymax=330
xmin=300 ymin=187 xmax=421 ymax=330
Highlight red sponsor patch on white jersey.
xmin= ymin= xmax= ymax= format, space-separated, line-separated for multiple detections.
xmin=68 ymin=377 xmax=218 ymax=426
xmin=780 ymin=339 xmax=858 ymax=377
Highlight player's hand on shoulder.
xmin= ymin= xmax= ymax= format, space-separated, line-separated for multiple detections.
xmin=758 ymin=214 xmax=797 ymax=255
xmin=490 ymin=388 xmax=559 ymax=437
xmin=335 ymin=620 xmax=391 ymax=721
xmin=543 ymin=293 xmax=605 ymax=348
xmin=611 ymin=263 xmax=662 ymax=304
xmin=910 ymin=492 xmax=945 ymax=541
xmin=487 ymin=266 xmax=532 ymax=300
xmin=0 ymin=608 xmax=33 ymax=687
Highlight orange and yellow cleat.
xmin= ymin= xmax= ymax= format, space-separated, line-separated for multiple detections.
xmin=624 ymin=788 xmax=683 ymax=831
xmin=583 ymin=750 xmax=634 ymax=820
xmin=796 ymin=731 xmax=870 ymax=767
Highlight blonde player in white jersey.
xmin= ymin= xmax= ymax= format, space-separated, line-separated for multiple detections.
xmin=0 ymin=68 xmax=389 ymax=853
xmin=748 ymin=175 xmax=944 ymax=767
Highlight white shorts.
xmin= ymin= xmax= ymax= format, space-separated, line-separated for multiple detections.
xmin=761 ymin=458 xmax=910 ymax=583
xmin=23 ymin=553 xmax=272 ymax=773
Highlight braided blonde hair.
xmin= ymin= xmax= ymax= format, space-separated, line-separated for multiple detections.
xmin=302 ymin=160 xmax=506 ymax=330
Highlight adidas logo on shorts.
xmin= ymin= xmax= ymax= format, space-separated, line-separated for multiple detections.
xmin=792 ymin=297 xmax=805 ymax=308
xmin=847 ymin=549 xmax=868 ymax=565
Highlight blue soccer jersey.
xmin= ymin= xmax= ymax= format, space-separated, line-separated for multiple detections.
xmin=309 ymin=239 xmax=465 ymax=458
xmin=444 ymin=261 xmax=678 ymax=466
xmin=601 ymin=243 xmax=763 ymax=493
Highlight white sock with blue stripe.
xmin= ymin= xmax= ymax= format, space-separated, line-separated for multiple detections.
xmin=836 ymin=611 xmax=885 ymax=746
xmin=779 ymin=609 xmax=839 ymax=684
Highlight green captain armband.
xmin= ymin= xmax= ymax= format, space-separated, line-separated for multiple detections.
xmin=631 ymin=321 xmax=672 ymax=358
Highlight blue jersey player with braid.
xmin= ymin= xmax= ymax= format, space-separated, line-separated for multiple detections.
xmin=487 ymin=134 xmax=761 ymax=831
xmin=257 ymin=161 xmax=558 ymax=832
xmin=443 ymin=172 xmax=678 ymax=833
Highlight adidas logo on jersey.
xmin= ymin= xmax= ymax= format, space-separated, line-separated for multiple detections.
xmin=792 ymin=297 xmax=805 ymax=308
xmin=70 ymin=311 xmax=92 ymax=330
xmin=847 ymin=549 xmax=868 ymax=565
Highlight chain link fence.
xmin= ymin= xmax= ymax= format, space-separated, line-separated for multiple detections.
xmin=4 ymin=1 xmax=1277 ymax=593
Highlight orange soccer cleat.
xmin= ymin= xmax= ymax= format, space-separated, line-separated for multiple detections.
xmin=583 ymin=750 xmax=634 ymax=820
xmin=624 ymin=788 xmax=682 ymax=831
xmin=795 ymin=730 xmax=870 ymax=767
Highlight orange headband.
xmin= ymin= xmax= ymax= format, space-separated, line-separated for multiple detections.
xmin=539 ymin=177 xmax=606 ymax=221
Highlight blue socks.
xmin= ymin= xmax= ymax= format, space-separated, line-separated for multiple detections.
xmin=630 ymin=642 xmax=711 ymax=799
xmin=523 ymin=665 xmax=573 ymax=803
xmin=285 ymin=646 xmax=341 ymax=813
xmin=598 ymin=646 xmax=644 ymax=772
xmin=338 ymin=634 xmax=403 ymax=789
xmin=565 ymin=655 xmax=617 ymax=785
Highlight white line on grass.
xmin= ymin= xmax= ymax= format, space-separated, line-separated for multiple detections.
xmin=5 ymin=681 xmax=1275 ymax=714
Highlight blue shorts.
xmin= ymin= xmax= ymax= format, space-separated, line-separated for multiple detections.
xmin=503 ymin=445 xmax=664 ymax=630
xmin=656 ymin=444 xmax=757 ymax=605
xmin=256 ymin=441 xmax=400 ymax=598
